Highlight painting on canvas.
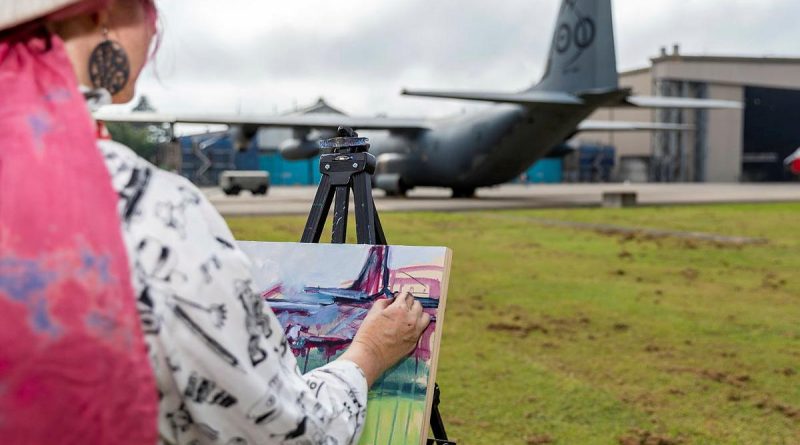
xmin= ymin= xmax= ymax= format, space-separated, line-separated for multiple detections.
xmin=239 ymin=241 xmax=451 ymax=445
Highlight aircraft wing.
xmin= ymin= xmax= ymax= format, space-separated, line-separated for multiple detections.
xmin=578 ymin=120 xmax=694 ymax=132
xmin=401 ymin=89 xmax=743 ymax=110
xmin=623 ymin=96 xmax=743 ymax=109
xmin=401 ymin=89 xmax=584 ymax=106
xmin=93 ymin=111 xmax=432 ymax=132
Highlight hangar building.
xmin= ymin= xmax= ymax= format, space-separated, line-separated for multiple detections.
xmin=584 ymin=46 xmax=800 ymax=183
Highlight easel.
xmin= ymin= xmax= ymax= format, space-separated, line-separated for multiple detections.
xmin=301 ymin=127 xmax=456 ymax=445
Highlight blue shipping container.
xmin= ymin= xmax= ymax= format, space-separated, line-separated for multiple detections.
xmin=258 ymin=153 xmax=321 ymax=186
xmin=524 ymin=158 xmax=563 ymax=183
xmin=234 ymin=138 xmax=260 ymax=171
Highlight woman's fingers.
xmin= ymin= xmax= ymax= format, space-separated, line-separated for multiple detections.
xmin=404 ymin=292 xmax=414 ymax=309
xmin=372 ymin=298 xmax=392 ymax=311
xmin=390 ymin=292 xmax=414 ymax=310
xmin=417 ymin=312 xmax=432 ymax=332
xmin=410 ymin=300 xmax=423 ymax=317
xmin=389 ymin=292 xmax=406 ymax=309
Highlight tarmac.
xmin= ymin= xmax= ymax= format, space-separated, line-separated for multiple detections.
xmin=204 ymin=183 xmax=800 ymax=216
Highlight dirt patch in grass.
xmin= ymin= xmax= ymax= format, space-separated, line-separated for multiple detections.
xmin=591 ymin=225 xmax=765 ymax=249
xmin=666 ymin=368 xmax=752 ymax=388
xmin=755 ymin=399 xmax=800 ymax=421
xmin=526 ymin=434 xmax=553 ymax=445
xmin=701 ymin=370 xmax=751 ymax=386
xmin=613 ymin=323 xmax=631 ymax=332
xmin=446 ymin=417 xmax=465 ymax=426
xmin=487 ymin=314 xmax=599 ymax=340
xmin=618 ymin=429 xmax=683 ymax=445
xmin=680 ymin=268 xmax=699 ymax=281
xmin=487 ymin=322 xmax=549 ymax=337
xmin=762 ymin=273 xmax=787 ymax=290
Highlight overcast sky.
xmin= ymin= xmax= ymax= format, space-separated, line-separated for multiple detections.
xmin=126 ymin=0 xmax=799 ymax=118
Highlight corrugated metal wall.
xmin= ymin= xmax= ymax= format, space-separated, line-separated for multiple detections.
xmin=179 ymin=132 xmax=236 ymax=186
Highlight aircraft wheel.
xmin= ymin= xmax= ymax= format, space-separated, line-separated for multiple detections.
xmin=451 ymin=187 xmax=476 ymax=198
xmin=383 ymin=179 xmax=409 ymax=198
xmin=385 ymin=189 xmax=407 ymax=198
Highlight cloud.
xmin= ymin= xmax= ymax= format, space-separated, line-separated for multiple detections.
xmin=128 ymin=0 xmax=800 ymax=118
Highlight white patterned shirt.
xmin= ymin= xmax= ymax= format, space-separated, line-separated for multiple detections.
xmin=98 ymin=139 xmax=368 ymax=445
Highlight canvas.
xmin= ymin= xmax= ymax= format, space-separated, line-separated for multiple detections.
xmin=238 ymin=242 xmax=452 ymax=445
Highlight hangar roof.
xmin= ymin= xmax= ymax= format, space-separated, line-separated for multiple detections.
xmin=619 ymin=49 xmax=800 ymax=91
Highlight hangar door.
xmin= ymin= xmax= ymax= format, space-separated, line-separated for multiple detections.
xmin=742 ymin=86 xmax=800 ymax=182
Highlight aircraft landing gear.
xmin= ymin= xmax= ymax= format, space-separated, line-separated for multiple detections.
xmin=385 ymin=188 xmax=408 ymax=198
xmin=376 ymin=175 xmax=409 ymax=198
xmin=451 ymin=187 xmax=476 ymax=199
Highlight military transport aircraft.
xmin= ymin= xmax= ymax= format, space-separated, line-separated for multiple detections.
xmin=97 ymin=0 xmax=740 ymax=197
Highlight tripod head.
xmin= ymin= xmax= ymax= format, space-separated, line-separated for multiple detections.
xmin=302 ymin=126 xmax=384 ymax=245
xmin=319 ymin=126 xmax=371 ymax=154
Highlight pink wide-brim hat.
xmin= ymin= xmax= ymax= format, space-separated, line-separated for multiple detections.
xmin=0 ymin=0 xmax=83 ymax=32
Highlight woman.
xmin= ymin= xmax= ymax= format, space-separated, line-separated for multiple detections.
xmin=0 ymin=1 xmax=430 ymax=444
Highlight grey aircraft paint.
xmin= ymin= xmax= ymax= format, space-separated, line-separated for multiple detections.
xmin=369 ymin=0 xmax=625 ymax=196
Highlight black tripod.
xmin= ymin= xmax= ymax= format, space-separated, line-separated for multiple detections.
xmin=301 ymin=127 xmax=456 ymax=445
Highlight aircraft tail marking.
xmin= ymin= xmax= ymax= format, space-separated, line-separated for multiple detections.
xmin=533 ymin=0 xmax=618 ymax=94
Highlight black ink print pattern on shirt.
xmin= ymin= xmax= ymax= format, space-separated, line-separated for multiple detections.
xmin=237 ymin=279 xmax=275 ymax=367
xmin=170 ymin=294 xmax=227 ymax=329
xmin=183 ymin=371 xmax=238 ymax=408
xmin=200 ymin=255 xmax=223 ymax=284
xmin=167 ymin=300 xmax=243 ymax=371
xmin=101 ymin=147 xmax=152 ymax=224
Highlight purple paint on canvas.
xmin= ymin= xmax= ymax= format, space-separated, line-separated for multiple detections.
xmin=260 ymin=246 xmax=442 ymax=362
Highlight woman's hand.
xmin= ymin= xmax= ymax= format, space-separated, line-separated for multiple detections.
xmin=340 ymin=293 xmax=431 ymax=387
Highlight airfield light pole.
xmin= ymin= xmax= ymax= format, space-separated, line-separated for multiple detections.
xmin=301 ymin=127 xmax=455 ymax=445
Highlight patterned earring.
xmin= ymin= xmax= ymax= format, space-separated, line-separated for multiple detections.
xmin=88 ymin=27 xmax=131 ymax=96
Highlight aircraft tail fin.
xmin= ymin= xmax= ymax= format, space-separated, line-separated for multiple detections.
xmin=348 ymin=246 xmax=390 ymax=297
xmin=533 ymin=0 xmax=618 ymax=94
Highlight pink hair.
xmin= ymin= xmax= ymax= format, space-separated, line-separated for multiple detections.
xmin=140 ymin=0 xmax=159 ymax=32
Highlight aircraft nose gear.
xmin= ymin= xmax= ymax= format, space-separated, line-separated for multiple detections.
xmin=451 ymin=187 xmax=476 ymax=199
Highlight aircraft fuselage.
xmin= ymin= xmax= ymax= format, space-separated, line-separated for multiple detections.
xmin=368 ymin=100 xmax=603 ymax=193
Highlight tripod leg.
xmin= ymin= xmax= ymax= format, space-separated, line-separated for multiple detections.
xmin=430 ymin=384 xmax=450 ymax=441
xmin=373 ymin=207 xmax=387 ymax=245
xmin=331 ymin=185 xmax=351 ymax=244
xmin=352 ymin=172 xmax=378 ymax=245
xmin=301 ymin=175 xmax=335 ymax=243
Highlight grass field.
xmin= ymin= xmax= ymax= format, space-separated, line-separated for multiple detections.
xmin=227 ymin=203 xmax=800 ymax=445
